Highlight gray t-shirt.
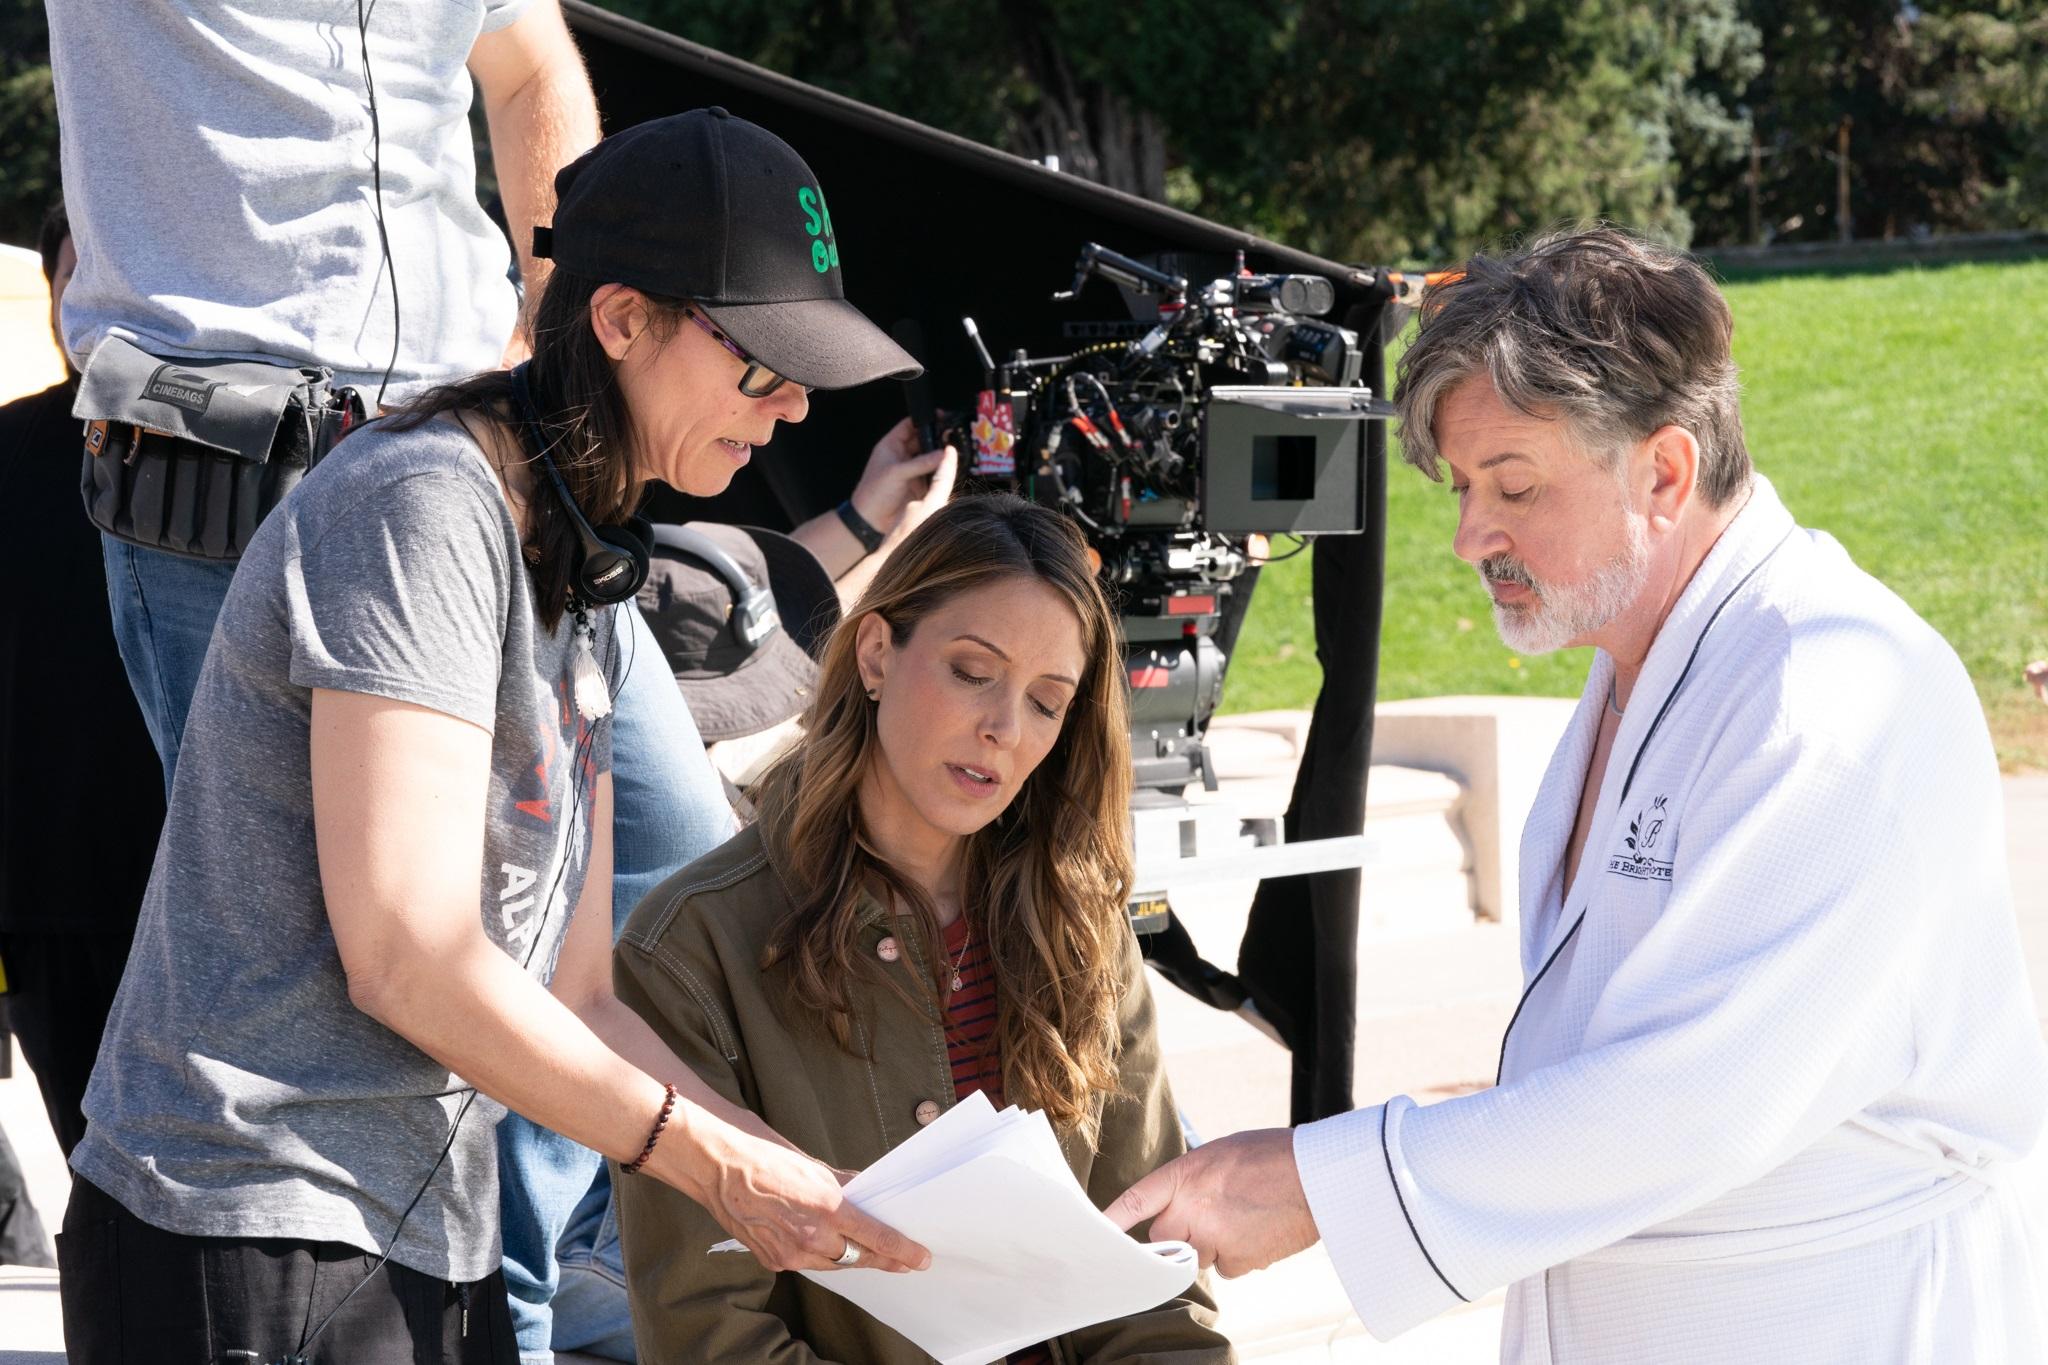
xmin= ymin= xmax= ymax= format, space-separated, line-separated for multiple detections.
xmin=71 ymin=417 xmax=614 ymax=1284
xmin=46 ymin=0 xmax=531 ymax=398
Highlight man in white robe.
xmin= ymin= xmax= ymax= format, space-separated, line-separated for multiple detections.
xmin=1112 ymin=225 xmax=2048 ymax=1363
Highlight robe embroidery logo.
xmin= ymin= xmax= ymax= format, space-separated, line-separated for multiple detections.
xmin=1607 ymin=794 xmax=1673 ymax=882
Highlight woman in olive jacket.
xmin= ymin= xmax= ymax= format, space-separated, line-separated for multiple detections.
xmin=613 ymin=495 xmax=1233 ymax=1363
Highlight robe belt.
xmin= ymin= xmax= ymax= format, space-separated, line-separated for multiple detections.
xmin=1577 ymin=1165 xmax=2002 ymax=1268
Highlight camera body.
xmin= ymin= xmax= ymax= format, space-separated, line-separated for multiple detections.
xmin=951 ymin=244 xmax=1390 ymax=793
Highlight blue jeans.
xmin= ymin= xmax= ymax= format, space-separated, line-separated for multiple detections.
xmin=547 ymin=1175 xmax=637 ymax=1362
xmin=100 ymin=537 xmax=238 ymax=793
xmin=102 ymin=538 xmax=731 ymax=1363
xmin=499 ymin=600 xmax=735 ymax=1363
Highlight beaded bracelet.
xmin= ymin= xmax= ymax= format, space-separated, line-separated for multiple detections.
xmin=622 ymin=1082 xmax=679 ymax=1176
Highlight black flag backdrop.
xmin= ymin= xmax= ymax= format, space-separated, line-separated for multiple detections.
xmin=566 ymin=0 xmax=1389 ymax=1122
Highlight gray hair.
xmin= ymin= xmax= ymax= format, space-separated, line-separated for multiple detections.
xmin=1394 ymin=225 xmax=1752 ymax=508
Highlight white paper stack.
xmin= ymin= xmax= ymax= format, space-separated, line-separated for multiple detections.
xmin=711 ymin=1091 xmax=1198 ymax=1365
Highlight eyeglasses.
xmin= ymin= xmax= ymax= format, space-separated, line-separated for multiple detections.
xmin=685 ymin=308 xmax=811 ymax=398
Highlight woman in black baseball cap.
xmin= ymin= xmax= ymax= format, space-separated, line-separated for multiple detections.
xmin=472 ymin=103 xmax=922 ymax=616
xmin=370 ymin=105 xmax=931 ymax=1262
xmin=62 ymin=108 xmax=926 ymax=1361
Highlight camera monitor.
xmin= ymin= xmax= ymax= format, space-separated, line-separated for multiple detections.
xmin=1199 ymin=387 xmax=1384 ymax=536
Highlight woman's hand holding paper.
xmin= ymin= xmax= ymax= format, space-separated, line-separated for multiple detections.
xmin=672 ymin=1112 xmax=932 ymax=1275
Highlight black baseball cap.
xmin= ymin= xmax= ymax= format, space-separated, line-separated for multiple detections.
xmin=533 ymin=108 xmax=920 ymax=392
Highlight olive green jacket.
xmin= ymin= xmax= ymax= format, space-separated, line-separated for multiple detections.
xmin=611 ymin=824 xmax=1234 ymax=1365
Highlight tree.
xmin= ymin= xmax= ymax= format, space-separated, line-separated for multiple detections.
xmin=5 ymin=1 xmax=2036 ymax=259
xmin=1180 ymin=0 xmax=1762 ymax=263
xmin=0 ymin=0 xmax=59 ymax=248
xmin=1680 ymin=1 xmax=2048 ymax=246
xmin=1910 ymin=3 xmax=2048 ymax=230
xmin=607 ymin=0 xmax=1277 ymax=202
xmin=616 ymin=0 xmax=1759 ymax=264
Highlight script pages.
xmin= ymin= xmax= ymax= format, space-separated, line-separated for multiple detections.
xmin=711 ymin=1091 xmax=1199 ymax=1365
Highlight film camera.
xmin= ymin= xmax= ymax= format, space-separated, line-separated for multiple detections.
xmin=945 ymin=243 xmax=1393 ymax=795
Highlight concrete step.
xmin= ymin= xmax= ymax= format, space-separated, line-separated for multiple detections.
xmin=0 ymin=1036 xmax=63 ymax=1265
xmin=1184 ymin=716 xmax=1481 ymax=945
xmin=0 ymin=1267 xmax=61 ymax=1360
xmin=1369 ymin=697 xmax=1579 ymax=931
xmin=0 ymin=1038 xmax=67 ymax=1360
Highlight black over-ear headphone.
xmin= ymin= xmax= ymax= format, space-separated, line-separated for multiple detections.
xmin=648 ymin=524 xmax=783 ymax=651
xmin=509 ymin=361 xmax=651 ymax=606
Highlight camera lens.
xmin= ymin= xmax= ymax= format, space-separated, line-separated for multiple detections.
xmin=1275 ymin=276 xmax=1337 ymax=317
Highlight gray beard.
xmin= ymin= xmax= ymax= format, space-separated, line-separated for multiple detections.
xmin=1486 ymin=514 xmax=1651 ymax=656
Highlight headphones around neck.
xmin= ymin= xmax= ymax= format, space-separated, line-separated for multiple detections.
xmin=509 ymin=361 xmax=651 ymax=607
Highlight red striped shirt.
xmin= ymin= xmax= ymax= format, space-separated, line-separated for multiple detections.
xmin=938 ymin=917 xmax=1049 ymax=1365
xmin=941 ymin=915 xmax=1002 ymax=1103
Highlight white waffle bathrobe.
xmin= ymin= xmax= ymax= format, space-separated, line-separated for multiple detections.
xmin=1295 ymin=477 xmax=2048 ymax=1363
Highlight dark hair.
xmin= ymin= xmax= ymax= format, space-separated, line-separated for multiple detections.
xmin=1396 ymin=223 xmax=1753 ymax=509
xmin=382 ymin=269 xmax=687 ymax=630
xmin=38 ymin=201 xmax=69 ymax=284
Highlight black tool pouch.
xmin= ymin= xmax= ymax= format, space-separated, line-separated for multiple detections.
xmin=76 ymin=336 xmax=366 ymax=561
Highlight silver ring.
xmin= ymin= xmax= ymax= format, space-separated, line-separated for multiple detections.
xmin=833 ymin=1240 xmax=863 ymax=1267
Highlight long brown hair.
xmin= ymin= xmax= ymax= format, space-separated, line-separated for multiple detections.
xmin=757 ymin=495 xmax=1134 ymax=1143
xmin=381 ymin=269 xmax=687 ymax=630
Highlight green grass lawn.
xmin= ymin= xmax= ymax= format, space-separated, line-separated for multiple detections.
xmin=1222 ymin=255 xmax=2048 ymax=771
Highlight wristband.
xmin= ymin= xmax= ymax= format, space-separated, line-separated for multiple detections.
xmin=835 ymin=498 xmax=887 ymax=557
xmin=622 ymin=1082 xmax=679 ymax=1176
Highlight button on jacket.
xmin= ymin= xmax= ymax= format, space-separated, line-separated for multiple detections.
xmin=612 ymin=824 xmax=1233 ymax=1364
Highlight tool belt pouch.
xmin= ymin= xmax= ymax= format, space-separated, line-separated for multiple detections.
xmin=76 ymin=336 xmax=365 ymax=561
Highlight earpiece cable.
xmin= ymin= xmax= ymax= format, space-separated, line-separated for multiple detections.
xmin=357 ymin=0 xmax=401 ymax=408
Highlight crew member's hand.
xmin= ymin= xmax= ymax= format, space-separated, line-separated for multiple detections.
xmin=2027 ymin=659 xmax=2048 ymax=705
xmin=849 ymin=416 xmax=957 ymax=542
xmin=1108 ymin=1128 xmax=1320 ymax=1277
xmin=680 ymin=1111 xmax=931 ymax=1275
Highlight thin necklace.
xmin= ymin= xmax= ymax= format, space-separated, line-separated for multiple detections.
xmin=1607 ymin=674 xmax=1626 ymax=718
xmin=946 ymin=921 xmax=972 ymax=994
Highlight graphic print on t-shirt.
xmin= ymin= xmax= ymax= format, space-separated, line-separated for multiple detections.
xmin=512 ymin=673 xmax=602 ymax=825
xmin=495 ymin=671 xmax=603 ymax=977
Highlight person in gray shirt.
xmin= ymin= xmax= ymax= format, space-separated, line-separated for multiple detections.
xmin=49 ymin=6 xmax=744 ymax=1355
xmin=46 ymin=0 xmax=598 ymax=784
xmin=61 ymin=110 xmax=931 ymax=1364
